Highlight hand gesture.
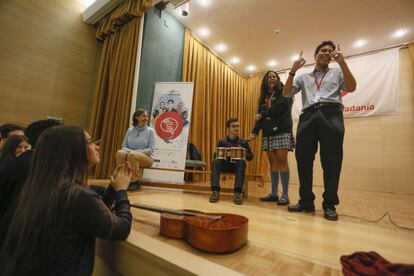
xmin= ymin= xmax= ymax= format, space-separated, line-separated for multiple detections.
xmin=255 ymin=113 xmax=261 ymax=122
xmin=110 ymin=163 xmax=132 ymax=191
xmin=249 ymin=133 xmax=257 ymax=141
xmin=291 ymin=51 xmax=306 ymax=72
xmin=331 ymin=44 xmax=345 ymax=64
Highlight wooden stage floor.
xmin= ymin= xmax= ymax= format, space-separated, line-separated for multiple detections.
xmin=127 ymin=186 xmax=414 ymax=276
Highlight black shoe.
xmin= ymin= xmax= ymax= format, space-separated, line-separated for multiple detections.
xmin=324 ymin=208 xmax=338 ymax=221
xmin=287 ymin=203 xmax=315 ymax=212
xmin=233 ymin=193 xmax=243 ymax=205
xmin=128 ymin=181 xmax=141 ymax=191
xmin=209 ymin=191 xmax=220 ymax=203
xmin=260 ymin=194 xmax=279 ymax=202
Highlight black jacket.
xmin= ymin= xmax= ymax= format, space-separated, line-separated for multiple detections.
xmin=0 ymin=185 xmax=131 ymax=276
xmin=0 ymin=150 xmax=32 ymax=218
xmin=40 ymin=185 xmax=132 ymax=276
xmin=252 ymin=89 xmax=293 ymax=137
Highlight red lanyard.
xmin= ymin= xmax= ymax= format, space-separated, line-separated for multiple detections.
xmin=313 ymin=69 xmax=330 ymax=91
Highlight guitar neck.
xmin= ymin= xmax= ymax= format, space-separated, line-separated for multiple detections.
xmin=131 ymin=203 xmax=221 ymax=220
xmin=131 ymin=203 xmax=186 ymax=216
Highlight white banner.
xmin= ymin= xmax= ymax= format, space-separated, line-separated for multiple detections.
xmin=143 ymin=82 xmax=194 ymax=184
xmin=280 ymin=48 xmax=400 ymax=119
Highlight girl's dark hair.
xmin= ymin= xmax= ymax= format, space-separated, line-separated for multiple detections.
xmin=0 ymin=125 xmax=89 ymax=275
xmin=259 ymin=71 xmax=283 ymax=105
xmin=258 ymin=71 xmax=292 ymax=111
xmin=0 ymin=135 xmax=28 ymax=172
xmin=132 ymin=109 xmax=148 ymax=126
xmin=25 ymin=119 xmax=62 ymax=148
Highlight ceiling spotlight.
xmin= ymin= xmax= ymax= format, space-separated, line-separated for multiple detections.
xmin=198 ymin=27 xmax=210 ymax=37
xmin=246 ymin=65 xmax=256 ymax=71
xmin=178 ymin=3 xmax=189 ymax=16
xmin=230 ymin=57 xmax=240 ymax=64
xmin=393 ymin=29 xmax=407 ymax=38
xmin=215 ymin=43 xmax=227 ymax=52
xmin=267 ymin=60 xmax=278 ymax=67
xmin=353 ymin=39 xmax=367 ymax=48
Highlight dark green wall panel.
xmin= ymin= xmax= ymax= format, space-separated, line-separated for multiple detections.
xmin=136 ymin=8 xmax=185 ymax=112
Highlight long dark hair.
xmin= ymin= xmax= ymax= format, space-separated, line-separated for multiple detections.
xmin=259 ymin=71 xmax=283 ymax=106
xmin=25 ymin=119 xmax=62 ymax=148
xmin=0 ymin=135 xmax=28 ymax=172
xmin=258 ymin=71 xmax=292 ymax=111
xmin=0 ymin=126 xmax=89 ymax=275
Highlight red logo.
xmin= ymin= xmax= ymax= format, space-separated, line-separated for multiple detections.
xmin=341 ymin=90 xmax=348 ymax=97
xmin=155 ymin=111 xmax=183 ymax=140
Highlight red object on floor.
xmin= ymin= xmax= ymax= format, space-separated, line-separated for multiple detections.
xmin=340 ymin=251 xmax=414 ymax=276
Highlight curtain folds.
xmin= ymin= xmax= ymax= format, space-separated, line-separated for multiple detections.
xmin=96 ymin=0 xmax=152 ymax=41
xmin=409 ymin=43 xmax=414 ymax=80
xmin=89 ymin=0 xmax=152 ymax=178
xmin=182 ymin=30 xmax=269 ymax=178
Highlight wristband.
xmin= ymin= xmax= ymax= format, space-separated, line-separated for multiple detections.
xmin=289 ymin=71 xmax=296 ymax=76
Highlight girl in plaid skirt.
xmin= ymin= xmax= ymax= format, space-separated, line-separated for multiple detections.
xmin=250 ymin=71 xmax=295 ymax=205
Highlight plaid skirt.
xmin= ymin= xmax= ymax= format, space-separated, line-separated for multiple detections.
xmin=261 ymin=133 xmax=295 ymax=151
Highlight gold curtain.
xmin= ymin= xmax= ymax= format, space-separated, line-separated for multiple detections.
xmin=409 ymin=43 xmax=414 ymax=80
xmin=89 ymin=0 xmax=152 ymax=178
xmin=182 ymin=30 xmax=269 ymax=178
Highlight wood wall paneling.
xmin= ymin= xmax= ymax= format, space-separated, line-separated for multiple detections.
xmin=0 ymin=0 xmax=99 ymax=127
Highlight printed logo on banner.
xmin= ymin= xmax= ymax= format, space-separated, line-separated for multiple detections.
xmin=155 ymin=111 xmax=184 ymax=141
xmin=143 ymin=82 xmax=194 ymax=184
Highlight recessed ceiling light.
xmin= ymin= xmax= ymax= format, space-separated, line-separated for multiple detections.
xmin=291 ymin=55 xmax=299 ymax=61
xmin=393 ymin=29 xmax=407 ymax=38
xmin=246 ymin=65 xmax=256 ymax=71
xmin=353 ymin=39 xmax=367 ymax=48
xmin=267 ymin=60 xmax=278 ymax=67
xmin=230 ymin=57 xmax=240 ymax=64
xmin=177 ymin=3 xmax=189 ymax=17
xmin=198 ymin=0 xmax=211 ymax=7
xmin=198 ymin=27 xmax=210 ymax=37
xmin=215 ymin=43 xmax=227 ymax=52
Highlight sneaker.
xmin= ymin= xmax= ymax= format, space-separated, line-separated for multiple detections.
xmin=277 ymin=196 xmax=290 ymax=205
xmin=209 ymin=191 xmax=220 ymax=203
xmin=128 ymin=181 xmax=141 ymax=191
xmin=233 ymin=193 xmax=243 ymax=205
xmin=324 ymin=208 xmax=338 ymax=221
xmin=260 ymin=194 xmax=279 ymax=202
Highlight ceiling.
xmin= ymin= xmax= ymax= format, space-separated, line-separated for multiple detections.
xmin=164 ymin=0 xmax=414 ymax=75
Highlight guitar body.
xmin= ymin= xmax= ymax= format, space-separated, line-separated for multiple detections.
xmin=133 ymin=204 xmax=249 ymax=254
xmin=160 ymin=213 xmax=186 ymax=239
xmin=159 ymin=209 xmax=203 ymax=239
xmin=159 ymin=210 xmax=248 ymax=253
xmin=184 ymin=213 xmax=248 ymax=253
